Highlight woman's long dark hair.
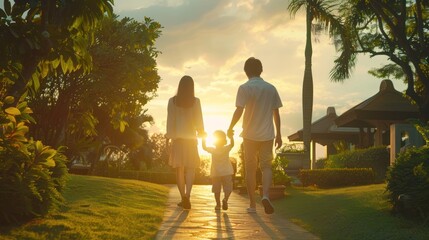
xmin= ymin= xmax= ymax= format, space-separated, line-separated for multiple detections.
xmin=175 ymin=75 xmax=195 ymax=108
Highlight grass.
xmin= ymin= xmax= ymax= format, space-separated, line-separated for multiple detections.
xmin=0 ymin=174 xmax=169 ymax=240
xmin=274 ymin=184 xmax=429 ymax=240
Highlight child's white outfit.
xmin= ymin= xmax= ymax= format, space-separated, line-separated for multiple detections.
xmin=205 ymin=144 xmax=234 ymax=194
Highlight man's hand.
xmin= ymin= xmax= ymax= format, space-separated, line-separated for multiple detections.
xmin=275 ymin=135 xmax=283 ymax=149
xmin=227 ymin=128 xmax=234 ymax=138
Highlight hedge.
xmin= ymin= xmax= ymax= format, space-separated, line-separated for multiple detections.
xmin=298 ymin=168 xmax=376 ymax=188
xmin=325 ymin=146 xmax=390 ymax=182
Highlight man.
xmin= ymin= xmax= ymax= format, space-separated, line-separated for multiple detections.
xmin=228 ymin=57 xmax=283 ymax=214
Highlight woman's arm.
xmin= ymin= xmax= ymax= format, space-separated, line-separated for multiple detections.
xmin=166 ymin=98 xmax=175 ymax=139
xmin=195 ymin=98 xmax=205 ymax=137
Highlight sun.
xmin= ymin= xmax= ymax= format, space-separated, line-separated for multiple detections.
xmin=198 ymin=115 xmax=232 ymax=153
xmin=198 ymin=114 xmax=241 ymax=158
xmin=203 ymin=116 xmax=230 ymax=142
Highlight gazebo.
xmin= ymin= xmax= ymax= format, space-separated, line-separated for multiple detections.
xmin=288 ymin=107 xmax=360 ymax=167
xmin=335 ymin=79 xmax=420 ymax=147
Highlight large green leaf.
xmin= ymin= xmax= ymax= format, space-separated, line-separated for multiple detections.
xmin=0 ymin=8 xmax=6 ymax=18
xmin=5 ymin=107 xmax=21 ymax=116
xmin=4 ymin=0 xmax=11 ymax=15
xmin=4 ymin=96 xmax=15 ymax=104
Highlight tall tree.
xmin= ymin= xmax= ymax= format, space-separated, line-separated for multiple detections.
xmin=29 ymin=15 xmax=162 ymax=162
xmin=288 ymin=0 xmax=349 ymax=168
xmin=332 ymin=0 xmax=429 ymax=122
xmin=0 ymin=0 xmax=113 ymax=100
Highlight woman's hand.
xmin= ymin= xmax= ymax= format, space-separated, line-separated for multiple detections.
xmin=198 ymin=131 xmax=207 ymax=138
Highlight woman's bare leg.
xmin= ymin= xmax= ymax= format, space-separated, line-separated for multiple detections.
xmin=176 ymin=167 xmax=186 ymax=198
xmin=184 ymin=167 xmax=195 ymax=198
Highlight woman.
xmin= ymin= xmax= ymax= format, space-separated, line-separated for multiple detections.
xmin=166 ymin=75 xmax=205 ymax=210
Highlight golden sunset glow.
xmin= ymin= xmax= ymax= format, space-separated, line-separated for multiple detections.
xmin=113 ymin=1 xmax=407 ymax=160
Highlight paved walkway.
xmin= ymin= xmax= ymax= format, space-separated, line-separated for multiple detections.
xmin=155 ymin=185 xmax=320 ymax=239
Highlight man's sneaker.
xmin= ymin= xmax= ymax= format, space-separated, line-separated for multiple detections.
xmin=246 ymin=207 xmax=256 ymax=213
xmin=261 ymin=197 xmax=274 ymax=214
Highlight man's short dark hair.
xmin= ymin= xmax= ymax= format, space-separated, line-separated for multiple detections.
xmin=244 ymin=57 xmax=263 ymax=77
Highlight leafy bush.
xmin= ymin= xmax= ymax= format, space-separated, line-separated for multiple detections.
xmin=386 ymin=146 xmax=429 ymax=221
xmin=0 ymin=97 xmax=68 ymax=223
xmin=326 ymin=146 xmax=390 ymax=182
xmin=299 ymin=168 xmax=375 ymax=188
xmin=272 ymin=147 xmax=291 ymax=186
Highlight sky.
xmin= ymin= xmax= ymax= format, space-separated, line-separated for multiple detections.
xmin=0 ymin=0 xmax=406 ymax=158
xmin=112 ymin=0 xmax=407 ymax=158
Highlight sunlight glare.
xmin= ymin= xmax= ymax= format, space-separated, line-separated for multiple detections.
xmin=199 ymin=115 xmax=232 ymax=156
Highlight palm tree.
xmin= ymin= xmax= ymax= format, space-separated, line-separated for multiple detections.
xmin=288 ymin=0 xmax=348 ymax=169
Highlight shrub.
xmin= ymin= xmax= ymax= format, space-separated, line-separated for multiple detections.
xmin=0 ymin=97 xmax=68 ymax=223
xmin=272 ymin=148 xmax=291 ymax=186
xmin=326 ymin=146 xmax=390 ymax=182
xmin=386 ymin=146 xmax=429 ymax=221
xmin=298 ymin=168 xmax=375 ymax=188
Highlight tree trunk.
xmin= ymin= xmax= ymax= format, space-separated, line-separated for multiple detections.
xmin=302 ymin=5 xmax=313 ymax=169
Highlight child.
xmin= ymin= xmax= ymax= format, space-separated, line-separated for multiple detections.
xmin=202 ymin=130 xmax=234 ymax=210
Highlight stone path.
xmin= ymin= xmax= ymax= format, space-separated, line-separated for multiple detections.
xmin=155 ymin=185 xmax=320 ymax=239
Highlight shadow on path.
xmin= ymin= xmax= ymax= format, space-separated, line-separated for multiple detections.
xmin=155 ymin=185 xmax=319 ymax=239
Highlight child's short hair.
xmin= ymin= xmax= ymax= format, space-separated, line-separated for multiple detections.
xmin=213 ymin=130 xmax=227 ymax=145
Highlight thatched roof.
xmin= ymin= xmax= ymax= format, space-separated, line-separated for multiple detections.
xmin=288 ymin=107 xmax=359 ymax=146
xmin=335 ymin=79 xmax=419 ymax=128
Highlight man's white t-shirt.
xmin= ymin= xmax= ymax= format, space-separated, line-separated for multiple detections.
xmin=235 ymin=77 xmax=283 ymax=141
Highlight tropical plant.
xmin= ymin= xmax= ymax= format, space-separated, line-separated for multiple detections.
xmin=287 ymin=0 xmax=350 ymax=169
xmin=333 ymin=0 xmax=429 ymax=122
xmin=0 ymin=96 xmax=68 ymax=223
xmin=0 ymin=0 xmax=113 ymax=223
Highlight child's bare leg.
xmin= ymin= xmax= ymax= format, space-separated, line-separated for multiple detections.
xmin=224 ymin=191 xmax=231 ymax=202
xmin=215 ymin=192 xmax=221 ymax=206
xmin=222 ymin=176 xmax=233 ymax=210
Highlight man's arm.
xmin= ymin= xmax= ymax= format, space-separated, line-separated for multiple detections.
xmin=228 ymin=107 xmax=244 ymax=136
xmin=273 ymin=108 xmax=282 ymax=149
xmin=228 ymin=134 xmax=235 ymax=148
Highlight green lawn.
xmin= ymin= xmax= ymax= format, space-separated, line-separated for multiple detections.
xmin=274 ymin=184 xmax=429 ymax=240
xmin=0 ymin=174 xmax=169 ymax=240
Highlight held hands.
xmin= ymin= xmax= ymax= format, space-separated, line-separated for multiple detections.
xmin=198 ymin=131 xmax=208 ymax=139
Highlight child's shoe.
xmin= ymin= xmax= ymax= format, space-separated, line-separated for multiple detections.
xmin=222 ymin=199 xmax=228 ymax=210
